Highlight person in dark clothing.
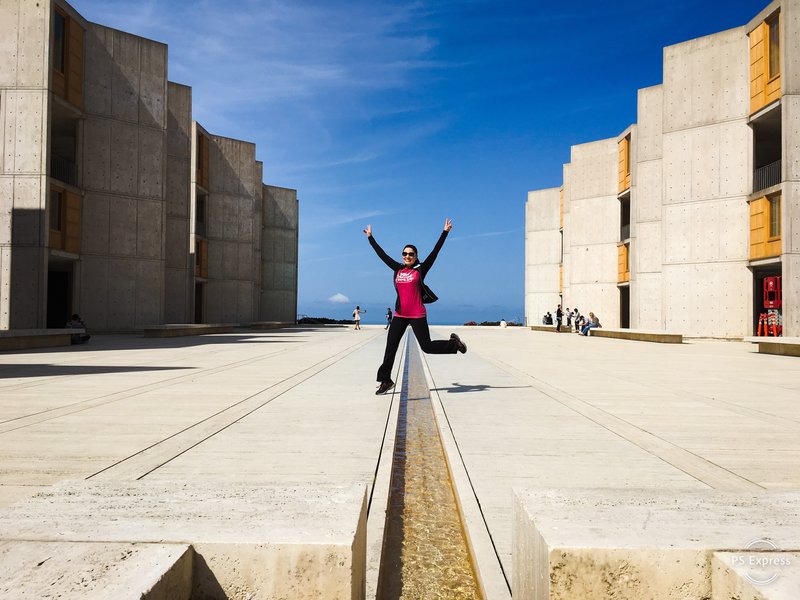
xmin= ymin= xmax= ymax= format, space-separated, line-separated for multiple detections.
xmin=555 ymin=304 xmax=563 ymax=332
xmin=363 ymin=219 xmax=467 ymax=395
xmin=385 ymin=308 xmax=393 ymax=330
xmin=66 ymin=313 xmax=91 ymax=345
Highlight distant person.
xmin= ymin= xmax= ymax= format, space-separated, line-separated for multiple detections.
xmin=565 ymin=307 xmax=572 ymax=329
xmin=572 ymin=308 xmax=580 ymax=331
xmin=363 ymin=219 xmax=467 ymax=395
xmin=66 ymin=313 xmax=91 ymax=345
xmin=555 ymin=304 xmax=563 ymax=332
xmin=500 ymin=318 xmax=507 ymax=328
xmin=385 ymin=308 xmax=393 ymax=330
xmin=353 ymin=306 xmax=365 ymax=330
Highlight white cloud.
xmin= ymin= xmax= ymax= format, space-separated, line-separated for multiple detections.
xmin=328 ymin=293 xmax=350 ymax=304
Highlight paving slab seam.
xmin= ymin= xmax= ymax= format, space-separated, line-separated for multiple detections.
xmin=366 ymin=333 xmax=407 ymax=600
xmin=480 ymin=354 xmax=764 ymax=491
xmin=0 ymin=331 xmax=384 ymax=435
xmin=84 ymin=332 xmax=387 ymax=481
xmin=418 ymin=343 xmax=512 ymax=600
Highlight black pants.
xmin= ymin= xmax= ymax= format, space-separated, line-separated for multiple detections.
xmin=377 ymin=316 xmax=457 ymax=382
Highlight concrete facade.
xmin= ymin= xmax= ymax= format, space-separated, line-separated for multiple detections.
xmin=261 ymin=185 xmax=299 ymax=323
xmin=0 ymin=0 xmax=299 ymax=332
xmin=526 ymin=0 xmax=799 ymax=338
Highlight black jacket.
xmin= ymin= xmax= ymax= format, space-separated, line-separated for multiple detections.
xmin=368 ymin=230 xmax=448 ymax=314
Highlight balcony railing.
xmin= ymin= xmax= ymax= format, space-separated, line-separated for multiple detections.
xmin=620 ymin=223 xmax=630 ymax=241
xmin=753 ymin=159 xmax=781 ymax=193
xmin=51 ymin=155 xmax=76 ymax=186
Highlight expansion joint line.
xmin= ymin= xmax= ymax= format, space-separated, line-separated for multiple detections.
xmin=85 ymin=332 xmax=383 ymax=480
xmin=367 ymin=333 xmax=407 ymax=516
xmin=485 ymin=355 xmax=764 ymax=492
xmin=420 ymin=349 xmax=512 ymax=595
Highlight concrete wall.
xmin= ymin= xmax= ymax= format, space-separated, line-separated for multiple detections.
xmin=781 ymin=0 xmax=800 ymax=335
xmin=79 ymin=24 xmax=168 ymax=330
xmin=524 ymin=188 xmax=561 ymax=325
xmin=0 ymin=0 xmax=50 ymax=329
xmin=260 ymin=185 xmax=298 ymax=323
xmin=661 ymin=27 xmax=752 ymax=337
xmin=164 ymin=82 xmax=191 ymax=323
xmin=562 ymin=139 xmax=620 ymax=327
xmin=632 ymin=85 xmax=665 ymax=330
xmin=203 ymin=133 xmax=261 ymax=324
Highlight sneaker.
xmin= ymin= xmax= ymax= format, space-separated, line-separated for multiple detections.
xmin=450 ymin=333 xmax=467 ymax=354
xmin=376 ymin=380 xmax=394 ymax=395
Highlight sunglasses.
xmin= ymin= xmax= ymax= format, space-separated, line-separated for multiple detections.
xmin=402 ymin=251 xmax=416 ymax=257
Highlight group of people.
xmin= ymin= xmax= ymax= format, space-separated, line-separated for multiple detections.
xmin=543 ymin=305 xmax=601 ymax=336
xmin=352 ymin=306 xmax=395 ymax=330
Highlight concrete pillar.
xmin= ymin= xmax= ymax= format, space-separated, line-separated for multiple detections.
xmin=525 ymin=188 xmax=561 ymax=326
xmin=260 ymin=185 xmax=298 ymax=323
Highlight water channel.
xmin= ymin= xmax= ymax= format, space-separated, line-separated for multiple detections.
xmin=376 ymin=341 xmax=483 ymax=600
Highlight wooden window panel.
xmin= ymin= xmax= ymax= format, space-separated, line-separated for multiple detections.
xmin=64 ymin=191 xmax=81 ymax=254
xmin=66 ymin=21 xmax=84 ymax=109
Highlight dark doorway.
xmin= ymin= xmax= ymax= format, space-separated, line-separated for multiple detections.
xmin=194 ymin=283 xmax=204 ymax=324
xmin=752 ymin=265 xmax=782 ymax=335
xmin=619 ymin=286 xmax=630 ymax=329
xmin=47 ymin=270 xmax=72 ymax=328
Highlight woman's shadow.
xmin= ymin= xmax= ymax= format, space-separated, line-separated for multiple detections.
xmin=431 ymin=382 xmax=530 ymax=394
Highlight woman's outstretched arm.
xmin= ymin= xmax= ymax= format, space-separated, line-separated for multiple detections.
xmin=363 ymin=224 xmax=402 ymax=270
xmin=420 ymin=218 xmax=452 ymax=275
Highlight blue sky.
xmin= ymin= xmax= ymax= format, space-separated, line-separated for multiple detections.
xmin=72 ymin=0 xmax=763 ymax=324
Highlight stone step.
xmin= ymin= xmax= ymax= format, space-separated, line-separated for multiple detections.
xmin=513 ymin=488 xmax=800 ymax=600
xmin=713 ymin=551 xmax=800 ymax=600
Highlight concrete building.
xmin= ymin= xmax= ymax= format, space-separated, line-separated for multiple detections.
xmin=0 ymin=0 xmax=298 ymax=332
xmin=526 ymin=0 xmax=800 ymax=338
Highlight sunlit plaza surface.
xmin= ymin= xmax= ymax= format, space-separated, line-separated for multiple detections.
xmin=1 ymin=326 xmax=799 ymax=598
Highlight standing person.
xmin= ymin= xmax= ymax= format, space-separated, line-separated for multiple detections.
xmin=555 ymin=304 xmax=563 ymax=332
xmin=565 ymin=307 xmax=572 ymax=329
xmin=353 ymin=306 xmax=365 ymax=330
xmin=385 ymin=308 xmax=393 ymax=330
xmin=363 ymin=219 xmax=467 ymax=395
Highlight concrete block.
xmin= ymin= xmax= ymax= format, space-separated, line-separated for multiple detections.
xmin=81 ymin=193 xmax=111 ymax=255
xmin=111 ymin=30 xmax=141 ymax=123
xmin=110 ymin=121 xmax=138 ymax=195
xmin=7 ymin=245 xmax=45 ymax=328
xmin=106 ymin=258 xmax=136 ymax=329
xmin=108 ymin=196 xmax=137 ymax=256
xmin=634 ymin=220 xmax=662 ymax=273
xmin=222 ymin=241 xmax=238 ymax=279
xmin=11 ymin=178 xmax=44 ymax=245
xmin=0 ymin=541 xmax=193 ymax=600
xmin=237 ymin=281 xmax=254 ymax=321
xmin=635 ymin=159 xmax=663 ymax=223
xmin=0 ymin=178 xmax=11 ymax=244
xmin=15 ymin=0 xmax=48 ymax=88
xmin=78 ymin=256 xmax=109 ymax=330
xmin=0 ymin=2 xmax=20 ymax=88
xmin=135 ymin=259 xmax=162 ymax=326
xmin=83 ymin=26 xmax=113 ymax=117
xmin=167 ymin=83 xmax=192 ymax=160
xmin=223 ymin=195 xmax=239 ymax=240
xmin=662 ymin=133 xmax=692 ymax=206
xmin=138 ymin=40 xmax=167 ymax=129
xmin=712 ymin=551 xmax=800 ymax=599
xmin=237 ymin=243 xmax=253 ymax=280
xmin=166 ymin=156 xmax=189 ymax=218
xmin=0 ymin=246 xmax=8 ymax=329
xmin=568 ymin=139 xmax=617 ymax=201
xmin=0 ymin=481 xmax=367 ymax=600
xmin=163 ymin=268 xmax=189 ymax=324
xmin=165 ymin=216 xmax=188 ymax=269
xmin=513 ymin=488 xmax=800 ymax=600
xmin=526 ymin=189 xmax=561 ymax=232
xmin=136 ymin=199 xmax=163 ymax=259
xmin=82 ymin=118 xmax=111 ymax=191
xmin=783 ymin=255 xmax=800 ymax=337
xmin=632 ymin=272 xmax=663 ymax=329
xmin=636 ymin=85 xmax=663 ymax=162
xmin=138 ymin=128 xmax=165 ymax=199
xmin=4 ymin=91 xmax=45 ymax=174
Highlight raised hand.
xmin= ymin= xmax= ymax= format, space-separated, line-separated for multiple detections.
xmin=444 ymin=218 xmax=453 ymax=232
xmin=363 ymin=224 xmax=372 ymax=237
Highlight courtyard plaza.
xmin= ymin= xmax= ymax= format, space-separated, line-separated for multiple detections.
xmin=0 ymin=325 xmax=799 ymax=598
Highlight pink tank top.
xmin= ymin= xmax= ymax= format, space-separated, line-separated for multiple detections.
xmin=395 ymin=268 xmax=426 ymax=318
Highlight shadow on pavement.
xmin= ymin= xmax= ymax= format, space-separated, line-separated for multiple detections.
xmin=431 ymin=382 xmax=532 ymax=394
xmin=0 ymin=365 xmax=193 ymax=379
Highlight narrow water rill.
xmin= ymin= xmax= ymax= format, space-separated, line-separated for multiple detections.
xmin=377 ymin=341 xmax=483 ymax=599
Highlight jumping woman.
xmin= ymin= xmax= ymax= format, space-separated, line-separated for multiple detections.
xmin=363 ymin=218 xmax=467 ymax=395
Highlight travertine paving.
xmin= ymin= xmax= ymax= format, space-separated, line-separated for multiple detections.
xmin=1 ymin=325 xmax=798 ymax=598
